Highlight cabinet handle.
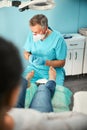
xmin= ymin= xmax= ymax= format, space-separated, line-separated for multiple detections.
xmin=69 ymin=52 xmax=71 ymax=60
xmin=75 ymin=52 xmax=77 ymax=60
xmin=70 ymin=44 xmax=78 ymax=46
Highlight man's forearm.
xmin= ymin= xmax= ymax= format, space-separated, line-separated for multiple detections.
xmin=45 ymin=60 xmax=65 ymax=68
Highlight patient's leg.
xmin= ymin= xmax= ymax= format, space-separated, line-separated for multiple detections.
xmin=16 ymin=71 xmax=34 ymax=108
xmin=30 ymin=67 xmax=56 ymax=112
xmin=16 ymin=78 xmax=27 ymax=108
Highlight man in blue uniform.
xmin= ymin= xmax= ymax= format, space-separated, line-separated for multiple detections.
xmin=23 ymin=14 xmax=67 ymax=85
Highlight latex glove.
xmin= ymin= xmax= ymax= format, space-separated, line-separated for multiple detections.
xmin=29 ymin=55 xmax=37 ymax=64
xmin=33 ymin=57 xmax=45 ymax=65
xmin=29 ymin=55 xmax=45 ymax=65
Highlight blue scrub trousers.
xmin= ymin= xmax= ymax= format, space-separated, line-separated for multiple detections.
xmin=16 ymin=78 xmax=56 ymax=112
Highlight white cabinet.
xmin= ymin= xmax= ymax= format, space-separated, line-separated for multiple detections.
xmin=64 ymin=34 xmax=85 ymax=76
xmin=64 ymin=49 xmax=84 ymax=76
xmin=64 ymin=50 xmax=72 ymax=75
xmin=72 ymin=49 xmax=84 ymax=75
xmin=83 ymin=37 xmax=87 ymax=74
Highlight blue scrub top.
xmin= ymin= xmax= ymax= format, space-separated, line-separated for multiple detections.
xmin=23 ymin=29 xmax=67 ymax=85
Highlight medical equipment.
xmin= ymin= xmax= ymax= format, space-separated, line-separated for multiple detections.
xmin=0 ymin=0 xmax=55 ymax=11
xmin=0 ymin=0 xmax=21 ymax=8
xmin=63 ymin=34 xmax=72 ymax=39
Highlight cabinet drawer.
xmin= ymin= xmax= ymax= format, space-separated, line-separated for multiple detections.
xmin=65 ymin=40 xmax=84 ymax=49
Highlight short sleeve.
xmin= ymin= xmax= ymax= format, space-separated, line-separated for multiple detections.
xmin=23 ymin=32 xmax=32 ymax=52
xmin=55 ymin=36 xmax=67 ymax=60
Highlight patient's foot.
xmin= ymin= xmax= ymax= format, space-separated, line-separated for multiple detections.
xmin=49 ymin=66 xmax=56 ymax=81
xmin=26 ymin=71 xmax=34 ymax=81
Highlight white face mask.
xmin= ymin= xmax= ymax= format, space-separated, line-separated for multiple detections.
xmin=33 ymin=34 xmax=46 ymax=42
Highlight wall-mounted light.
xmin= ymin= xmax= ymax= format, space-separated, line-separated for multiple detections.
xmin=0 ymin=0 xmax=55 ymax=12
xmin=19 ymin=0 xmax=55 ymax=12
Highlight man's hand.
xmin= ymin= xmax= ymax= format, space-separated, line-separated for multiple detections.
xmin=24 ymin=51 xmax=31 ymax=60
xmin=33 ymin=57 xmax=45 ymax=65
xmin=29 ymin=55 xmax=45 ymax=65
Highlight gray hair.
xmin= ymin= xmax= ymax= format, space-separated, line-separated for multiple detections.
xmin=29 ymin=14 xmax=48 ymax=29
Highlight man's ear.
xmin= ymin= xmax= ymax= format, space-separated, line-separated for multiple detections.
xmin=44 ymin=26 xmax=48 ymax=34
